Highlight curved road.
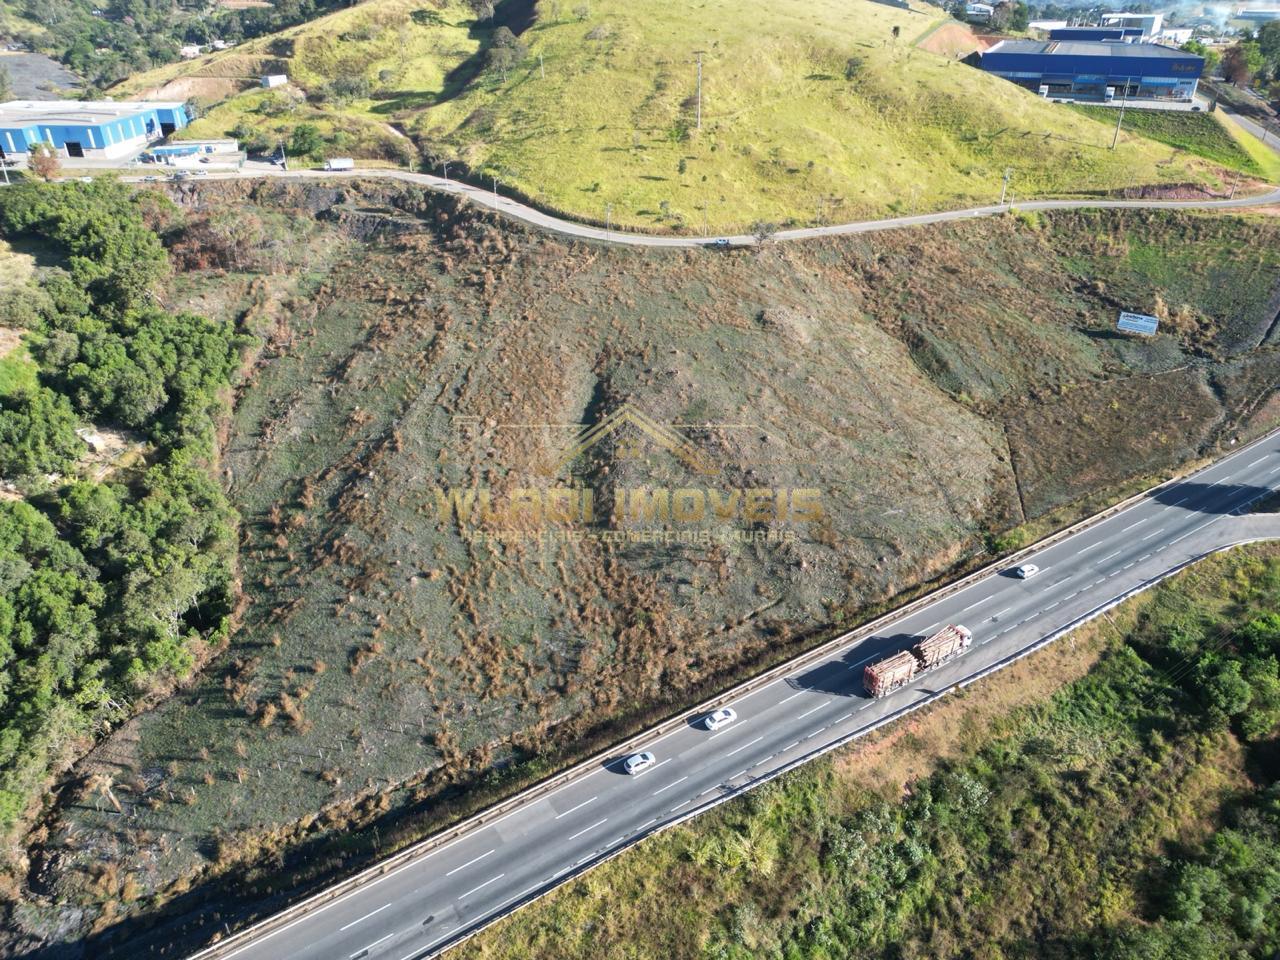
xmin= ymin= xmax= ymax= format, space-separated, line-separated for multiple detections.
xmin=139 ymin=166 xmax=1280 ymax=248
xmin=193 ymin=430 xmax=1280 ymax=960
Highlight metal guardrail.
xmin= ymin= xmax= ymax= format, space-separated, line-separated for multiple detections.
xmin=186 ymin=426 xmax=1280 ymax=960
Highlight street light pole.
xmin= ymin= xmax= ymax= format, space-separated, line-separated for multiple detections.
xmin=1000 ymin=167 xmax=1012 ymax=204
xmin=605 ymin=202 xmax=612 ymax=238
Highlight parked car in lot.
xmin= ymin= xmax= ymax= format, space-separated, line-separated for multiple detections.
xmin=704 ymin=707 xmax=737 ymax=731
xmin=623 ymin=751 xmax=656 ymax=775
xmin=1013 ymin=563 xmax=1040 ymax=579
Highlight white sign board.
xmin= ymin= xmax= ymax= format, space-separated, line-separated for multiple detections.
xmin=1117 ymin=312 xmax=1159 ymax=336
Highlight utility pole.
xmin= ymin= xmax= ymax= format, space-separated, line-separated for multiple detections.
xmin=441 ymin=160 xmax=449 ymax=179
xmin=694 ymin=51 xmax=704 ymax=131
xmin=1000 ymin=167 xmax=1012 ymax=204
xmin=605 ymin=202 xmax=612 ymax=238
xmin=1111 ymin=77 xmax=1130 ymax=150
xmin=492 ymin=175 xmax=499 ymax=198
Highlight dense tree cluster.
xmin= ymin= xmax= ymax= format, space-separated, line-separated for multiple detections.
xmin=0 ymin=181 xmax=250 ymax=834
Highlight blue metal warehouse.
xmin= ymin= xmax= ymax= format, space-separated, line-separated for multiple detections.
xmin=979 ymin=40 xmax=1203 ymax=103
xmin=1047 ymin=26 xmax=1143 ymax=41
xmin=0 ymin=100 xmax=190 ymax=160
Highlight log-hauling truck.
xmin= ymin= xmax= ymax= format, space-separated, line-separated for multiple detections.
xmin=863 ymin=624 xmax=973 ymax=697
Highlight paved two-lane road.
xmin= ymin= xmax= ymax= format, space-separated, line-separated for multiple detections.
xmin=202 ymin=431 xmax=1280 ymax=960
xmin=136 ymin=163 xmax=1280 ymax=250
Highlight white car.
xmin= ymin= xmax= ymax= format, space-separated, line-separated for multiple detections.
xmin=1014 ymin=563 xmax=1040 ymax=579
xmin=704 ymin=707 xmax=738 ymax=731
xmin=622 ymin=751 xmax=656 ymax=775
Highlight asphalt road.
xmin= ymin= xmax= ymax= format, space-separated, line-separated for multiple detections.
xmin=205 ymin=431 xmax=1280 ymax=960
xmin=132 ymin=165 xmax=1280 ymax=249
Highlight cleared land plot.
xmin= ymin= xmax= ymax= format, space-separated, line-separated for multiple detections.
xmin=20 ymin=182 xmax=1280 ymax=950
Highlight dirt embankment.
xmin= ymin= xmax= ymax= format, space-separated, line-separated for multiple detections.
xmin=917 ymin=22 xmax=1002 ymax=58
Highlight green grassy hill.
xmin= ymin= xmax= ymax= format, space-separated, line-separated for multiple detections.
xmin=113 ymin=0 xmax=1262 ymax=232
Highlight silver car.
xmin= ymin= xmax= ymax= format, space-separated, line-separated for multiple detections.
xmin=623 ymin=751 xmax=656 ymax=775
xmin=704 ymin=707 xmax=738 ymax=731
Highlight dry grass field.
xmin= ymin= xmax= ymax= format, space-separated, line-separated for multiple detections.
xmin=12 ymin=180 xmax=1280 ymax=952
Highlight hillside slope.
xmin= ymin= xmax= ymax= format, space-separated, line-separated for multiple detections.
xmin=11 ymin=181 xmax=1280 ymax=954
xmin=113 ymin=0 xmax=1252 ymax=231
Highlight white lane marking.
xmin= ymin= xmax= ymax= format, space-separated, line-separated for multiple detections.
xmin=566 ymin=818 xmax=608 ymax=841
xmin=1137 ymin=555 xmax=1151 ymax=563
xmin=457 ymin=874 xmax=505 ymax=900
xmin=1140 ymin=528 xmax=1164 ymax=541
xmin=553 ymin=796 xmax=597 ymax=820
xmin=778 ymin=690 xmax=805 ymax=705
xmin=1247 ymin=455 xmax=1268 ymax=468
xmin=339 ymin=903 xmax=391 ymax=932
xmin=796 ymin=699 xmax=832 ymax=720
xmin=1270 ymin=464 xmax=1280 ymax=475
xmin=960 ymin=598 xmax=986 ymax=612
xmin=1162 ymin=497 xmax=1189 ymax=510
xmin=444 ymin=848 xmax=494 ymax=877
xmin=1044 ymin=601 xmax=1059 ymax=611
xmin=1169 ymin=518 xmax=1219 ymax=546
xmin=1074 ymin=541 xmax=1104 ymax=555
xmin=724 ymin=736 xmax=765 ymax=758
xmin=351 ymin=933 xmax=393 ymax=958
xmin=833 ymin=713 xmax=854 ymax=724
xmin=731 ymin=768 xmax=749 ymax=779
xmin=1098 ymin=550 xmax=1122 ymax=563
xmin=1120 ymin=519 xmax=1147 ymax=532
xmin=846 ymin=652 xmax=882 ymax=671
xmin=652 ymin=776 xmax=688 ymax=796
xmin=991 ymin=607 xmax=1012 ymax=620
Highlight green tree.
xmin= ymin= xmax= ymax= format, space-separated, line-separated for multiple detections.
xmin=0 ymin=387 xmax=84 ymax=479
xmin=288 ymin=122 xmax=325 ymax=159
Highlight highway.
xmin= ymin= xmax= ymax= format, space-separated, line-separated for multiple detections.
xmin=199 ymin=430 xmax=1280 ymax=960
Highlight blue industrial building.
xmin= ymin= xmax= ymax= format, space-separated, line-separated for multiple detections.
xmin=979 ymin=40 xmax=1203 ymax=103
xmin=1047 ymin=26 xmax=1144 ymax=41
xmin=0 ymin=100 xmax=189 ymax=160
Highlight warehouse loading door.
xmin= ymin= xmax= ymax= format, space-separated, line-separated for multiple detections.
xmin=65 ymin=142 xmax=84 ymax=158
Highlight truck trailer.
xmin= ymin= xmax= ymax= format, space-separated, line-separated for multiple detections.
xmin=864 ymin=624 xmax=973 ymax=697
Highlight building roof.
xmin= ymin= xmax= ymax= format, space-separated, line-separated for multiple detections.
xmin=0 ymin=100 xmax=185 ymax=128
xmin=986 ymin=39 xmax=1196 ymax=59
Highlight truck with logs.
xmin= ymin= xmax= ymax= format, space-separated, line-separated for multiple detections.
xmin=863 ymin=624 xmax=973 ymax=697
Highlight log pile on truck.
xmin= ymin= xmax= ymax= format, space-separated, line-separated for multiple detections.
xmin=863 ymin=624 xmax=973 ymax=697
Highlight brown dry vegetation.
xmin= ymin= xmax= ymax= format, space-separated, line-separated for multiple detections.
xmin=11 ymin=179 xmax=1280 ymax=952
